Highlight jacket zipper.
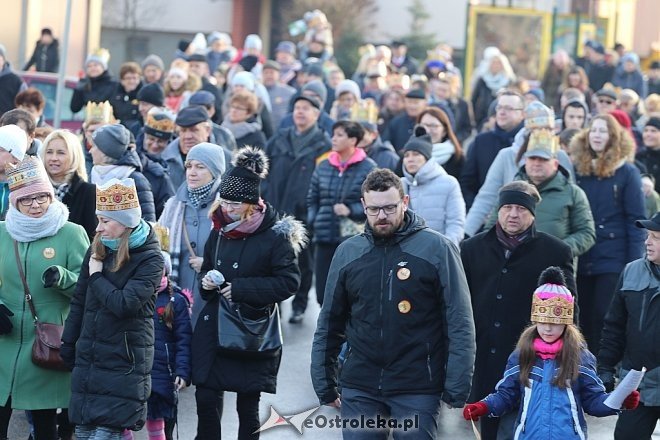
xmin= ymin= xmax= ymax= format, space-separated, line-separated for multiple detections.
xmin=639 ymin=290 xmax=648 ymax=332
xmin=378 ymin=247 xmax=388 ymax=390
xmin=426 ymin=342 xmax=433 ymax=382
xmin=387 ymin=270 xmax=393 ymax=301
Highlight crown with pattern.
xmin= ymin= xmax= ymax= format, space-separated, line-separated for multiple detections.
xmin=144 ymin=107 xmax=176 ymax=139
xmin=96 ymin=180 xmax=139 ymax=212
xmin=530 ymin=267 xmax=574 ymax=325
xmin=153 ymin=223 xmax=170 ymax=251
xmin=524 ymin=101 xmax=555 ymax=130
xmin=350 ymin=100 xmax=379 ymax=125
xmin=524 ymin=129 xmax=559 ymax=159
xmin=84 ymin=101 xmax=116 ymax=125
xmin=88 ymin=48 xmax=110 ymax=64
xmin=6 ymin=156 xmax=48 ymax=192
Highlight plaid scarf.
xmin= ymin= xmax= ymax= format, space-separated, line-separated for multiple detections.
xmin=495 ymin=222 xmax=532 ymax=259
xmin=188 ymin=181 xmax=214 ymax=209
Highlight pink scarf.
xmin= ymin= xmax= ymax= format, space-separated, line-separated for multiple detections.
xmin=211 ymin=199 xmax=267 ymax=239
xmin=328 ymin=148 xmax=367 ymax=175
xmin=533 ymin=337 xmax=563 ymax=360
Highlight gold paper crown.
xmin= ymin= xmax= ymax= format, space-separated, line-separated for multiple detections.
xmin=5 ymin=157 xmax=47 ymax=192
xmin=153 ymin=224 xmax=170 ymax=251
xmin=531 ymin=295 xmax=574 ymax=325
xmin=145 ymin=111 xmax=175 ymax=133
xmin=527 ymin=129 xmax=559 ymax=156
xmin=524 ymin=101 xmax=555 ymax=130
xmin=85 ymin=101 xmax=115 ymax=125
xmin=96 ymin=181 xmax=139 ymax=212
xmin=350 ymin=100 xmax=379 ymax=125
xmin=89 ymin=48 xmax=110 ymax=64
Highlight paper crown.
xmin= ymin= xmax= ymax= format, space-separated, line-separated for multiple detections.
xmin=153 ymin=223 xmax=170 ymax=251
xmin=524 ymin=101 xmax=555 ymax=130
xmin=526 ymin=129 xmax=559 ymax=157
xmin=85 ymin=101 xmax=115 ymax=125
xmin=89 ymin=48 xmax=110 ymax=63
xmin=5 ymin=156 xmax=48 ymax=192
xmin=145 ymin=108 xmax=176 ymax=135
xmin=350 ymin=100 xmax=379 ymax=125
xmin=96 ymin=179 xmax=140 ymax=212
xmin=531 ymin=283 xmax=574 ymax=325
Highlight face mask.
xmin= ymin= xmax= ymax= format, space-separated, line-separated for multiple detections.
xmin=159 ymin=276 xmax=168 ymax=292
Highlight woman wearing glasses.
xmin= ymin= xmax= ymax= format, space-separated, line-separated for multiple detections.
xmin=416 ymin=106 xmax=464 ymax=179
xmin=221 ymin=90 xmax=267 ymax=150
xmin=158 ymin=142 xmax=226 ymax=327
xmin=0 ymin=157 xmax=89 ymax=440
xmin=194 ymin=146 xmax=305 ymax=439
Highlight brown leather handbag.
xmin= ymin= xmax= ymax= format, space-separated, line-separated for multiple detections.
xmin=14 ymin=241 xmax=68 ymax=372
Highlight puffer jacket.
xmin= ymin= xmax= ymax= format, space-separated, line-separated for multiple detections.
xmin=139 ymin=152 xmax=175 ymax=219
xmin=402 ymin=159 xmax=465 ymax=245
xmin=61 ymin=226 xmax=164 ymax=431
xmin=114 ymin=149 xmax=157 ymax=222
xmin=307 ymin=152 xmax=376 ymax=244
xmin=599 ymin=258 xmax=660 ymax=406
xmin=70 ymin=70 xmax=118 ymax=113
xmin=365 ymin=137 xmax=400 ymax=171
xmin=311 ymin=211 xmax=476 ymax=407
xmin=483 ymin=349 xmax=616 ymax=439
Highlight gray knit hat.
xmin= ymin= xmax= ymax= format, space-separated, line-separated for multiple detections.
xmin=141 ymin=54 xmax=165 ymax=71
xmin=302 ymin=80 xmax=328 ymax=106
xmin=186 ymin=142 xmax=226 ymax=179
xmin=92 ymin=124 xmax=131 ymax=160
xmin=95 ymin=178 xmax=142 ymax=228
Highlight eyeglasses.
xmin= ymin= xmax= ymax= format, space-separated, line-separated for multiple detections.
xmin=18 ymin=194 xmax=50 ymax=206
xmin=365 ymin=201 xmax=402 ymax=216
xmin=219 ymin=199 xmax=243 ymax=209
xmin=495 ymin=105 xmax=523 ymax=112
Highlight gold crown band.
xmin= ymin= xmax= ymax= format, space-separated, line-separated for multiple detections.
xmin=96 ymin=183 xmax=139 ymax=211
xmin=531 ymin=296 xmax=574 ymax=325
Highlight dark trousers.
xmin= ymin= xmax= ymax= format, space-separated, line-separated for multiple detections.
xmin=577 ymin=273 xmax=620 ymax=354
xmin=290 ymin=244 xmax=314 ymax=313
xmin=340 ymin=387 xmax=442 ymax=439
xmin=0 ymin=397 xmax=57 ymax=440
xmin=195 ymin=386 xmax=261 ymax=440
xmin=314 ymin=242 xmax=340 ymax=306
xmin=614 ymin=403 xmax=660 ymax=439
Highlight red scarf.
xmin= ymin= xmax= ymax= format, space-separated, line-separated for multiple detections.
xmin=328 ymin=148 xmax=367 ymax=175
xmin=533 ymin=337 xmax=564 ymax=360
xmin=211 ymin=200 xmax=266 ymax=239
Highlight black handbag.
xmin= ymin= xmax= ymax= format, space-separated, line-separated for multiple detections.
xmin=217 ymin=295 xmax=282 ymax=358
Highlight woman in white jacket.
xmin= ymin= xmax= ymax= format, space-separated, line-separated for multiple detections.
xmin=401 ymin=128 xmax=465 ymax=244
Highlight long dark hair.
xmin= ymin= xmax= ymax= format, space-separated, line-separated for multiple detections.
xmin=417 ymin=106 xmax=463 ymax=158
xmin=517 ymin=323 xmax=585 ymax=388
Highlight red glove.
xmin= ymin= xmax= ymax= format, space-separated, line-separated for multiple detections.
xmin=463 ymin=402 xmax=489 ymax=421
xmin=622 ymin=390 xmax=640 ymax=410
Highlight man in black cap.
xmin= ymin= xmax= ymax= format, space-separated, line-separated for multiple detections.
xmin=357 ymin=121 xmax=399 ymax=171
xmin=161 ymin=106 xmax=231 ymax=189
xmin=598 ymin=212 xmax=660 ymax=440
xmin=188 ymin=53 xmax=224 ymax=122
xmin=134 ymin=83 xmax=165 ymax=151
xmin=188 ymin=90 xmax=237 ymax=151
xmin=263 ymin=95 xmax=331 ymax=324
xmin=382 ymin=88 xmax=428 ymax=152
xmin=279 ymin=79 xmax=335 ymax=135
xmin=595 ymin=88 xmax=619 ymax=115
xmin=390 ymin=40 xmax=418 ymax=75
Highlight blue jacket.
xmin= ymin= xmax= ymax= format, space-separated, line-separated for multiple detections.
xmin=576 ymin=162 xmax=645 ymax=275
xmin=151 ymin=285 xmax=192 ymax=402
xmin=483 ymin=349 xmax=616 ymax=440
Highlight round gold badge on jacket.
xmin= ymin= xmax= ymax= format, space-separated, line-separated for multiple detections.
xmin=398 ymin=300 xmax=411 ymax=314
xmin=397 ymin=267 xmax=411 ymax=280
xmin=43 ymin=248 xmax=56 ymax=259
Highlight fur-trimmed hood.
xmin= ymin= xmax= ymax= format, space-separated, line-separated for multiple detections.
xmin=569 ymin=116 xmax=635 ymax=178
xmin=272 ymin=214 xmax=308 ymax=256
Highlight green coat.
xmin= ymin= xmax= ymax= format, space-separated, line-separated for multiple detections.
xmin=0 ymin=222 xmax=89 ymax=410
xmin=486 ymin=167 xmax=596 ymax=257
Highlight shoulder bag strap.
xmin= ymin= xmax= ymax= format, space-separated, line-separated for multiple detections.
xmin=14 ymin=241 xmax=38 ymax=322
xmin=181 ymin=211 xmax=197 ymax=259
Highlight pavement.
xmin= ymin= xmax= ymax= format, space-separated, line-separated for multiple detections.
xmin=7 ymin=295 xmax=660 ymax=439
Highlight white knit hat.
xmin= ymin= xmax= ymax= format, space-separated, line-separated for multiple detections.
xmin=0 ymin=124 xmax=28 ymax=161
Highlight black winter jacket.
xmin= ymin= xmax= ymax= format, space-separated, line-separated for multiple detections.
xmin=61 ymin=173 xmax=97 ymax=240
xmin=0 ymin=63 xmax=26 ymax=116
xmin=61 ymin=227 xmax=164 ymax=430
xmin=471 ymin=78 xmax=498 ymax=130
xmin=307 ymin=155 xmax=376 ymax=243
xmin=70 ymin=70 xmax=118 ymax=113
xmin=108 ymin=148 xmax=157 ymax=222
xmin=110 ymin=82 xmax=142 ymax=129
xmin=382 ymin=112 xmax=416 ymax=152
xmin=365 ymin=137 xmax=399 ymax=171
xmin=139 ymin=152 xmax=175 ymax=219
xmin=23 ymin=39 xmax=59 ymax=72
xmin=263 ymin=126 xmax=331 ymax=220
xmin=236 ymin=129 xmax=267 ymax=150
xmin=311 ymin=212 xmax=476 ymax=407
xmin=192 ymin=205 xmax=304 ymax=393
xmin=460 ymin=225 xmax=575 ymax=401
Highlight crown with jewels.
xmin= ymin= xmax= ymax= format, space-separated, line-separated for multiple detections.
xmin=145 ymin=108 xmax=176 ymax=134
xmin=350 ymin=100 xmax=379 ymax=125
xmin=85 ymin=101 xmax=115 ymax=125
xmin=5 ymin=156 xmax=48 ymax=192
xmin=527 ymin=129 xmax=559 ymax=156
xmin=531 ymin=283 xmax=574 ymax=325
xmin=153 ymin=223 xmax=170 ymax=251
xmin=96 ymin=180 xmax=139 ymax=212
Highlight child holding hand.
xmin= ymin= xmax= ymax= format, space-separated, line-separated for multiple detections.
xmin=463 ymin=266 xmax=639 ymax=439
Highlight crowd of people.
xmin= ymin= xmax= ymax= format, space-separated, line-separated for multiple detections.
xmin=0 ymin=13 xmax=659 ymax=440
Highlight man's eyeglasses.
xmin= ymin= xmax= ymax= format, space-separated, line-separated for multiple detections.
xmin=18 ymin=194 xmax=50 ymax=206
xmin=495 ymin=105 xmax=523 ymax=112
xmin=365 ymin=201 xmax=402 ymax=216
xmin=220 ymin=199 xmax=243 ymax=209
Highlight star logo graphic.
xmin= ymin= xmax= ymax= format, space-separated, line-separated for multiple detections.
xmin=254 ymin=405 xmax=320 ymax=434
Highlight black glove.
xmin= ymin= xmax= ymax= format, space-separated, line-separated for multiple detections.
xmin=42 ymin=265 xmax=62 ymax=288
xmin=0 ymin=304 xmax=14 ymax=335
xmin=59 ymin=341 xmax=75 ymax=371
xmin=599 ymin=371 xmax=615 ymax=393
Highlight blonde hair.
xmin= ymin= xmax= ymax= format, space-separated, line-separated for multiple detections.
xmin=40 ymin=129 xmax=89 ymax=181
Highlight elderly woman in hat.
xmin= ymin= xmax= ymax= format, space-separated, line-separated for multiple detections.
xmin=0 ymin=156 xmax=89 ymax=440
xmin=89 ymin=123 xmax=156 ymax=222
xmin=70 ymin=49 xmax=118 ymax=114
xmin=40 ymin=129 xmax=97 ymax=240
xmin=158 ymin=142 xmax=226 ymax=327
xmin=61 ymin=177 xmax=163 ymax=439
xmin=194 ymin=146 xmax=305 ymax=439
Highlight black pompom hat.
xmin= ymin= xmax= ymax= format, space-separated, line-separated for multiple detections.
xmin=220 ymin=146 xmax=269 ymax=204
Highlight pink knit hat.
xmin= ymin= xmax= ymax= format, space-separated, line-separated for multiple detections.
xmin=6 ymin=156 xmax=55 ymax=208
xmin=530 ymin=267 xmax=574 ymax=325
